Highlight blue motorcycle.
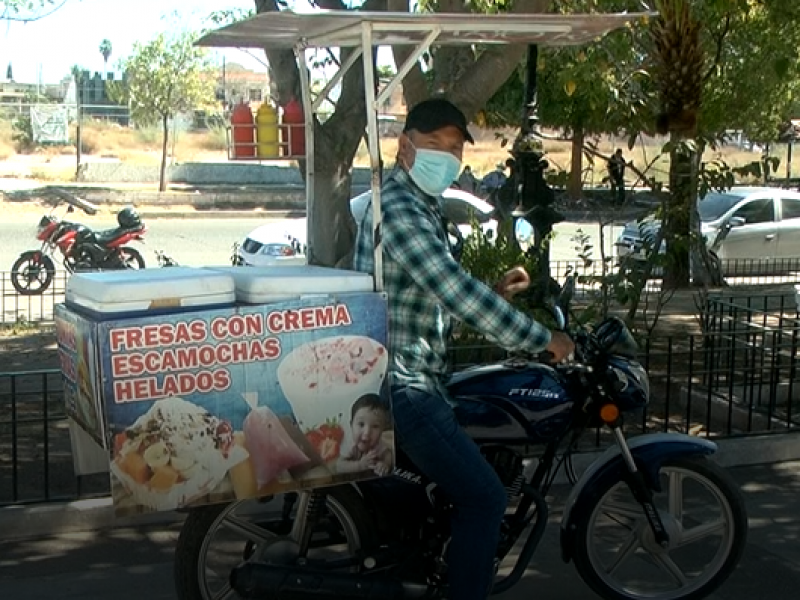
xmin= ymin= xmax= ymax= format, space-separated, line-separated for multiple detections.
xmin=174 ymin=278 xmax=747 ymax=600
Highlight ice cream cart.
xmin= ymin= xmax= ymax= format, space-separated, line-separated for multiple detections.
xmin=55 ymin=8 xmax=653 ymax=599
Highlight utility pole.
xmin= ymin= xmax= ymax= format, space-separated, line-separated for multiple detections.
xmin=75 ymin=72 xmax=82 ymax=181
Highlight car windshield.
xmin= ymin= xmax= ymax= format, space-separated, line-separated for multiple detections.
xmin=698 ymin=192 xmax=747 ymax=222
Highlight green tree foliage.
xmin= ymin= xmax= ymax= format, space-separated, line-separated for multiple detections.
xmin=483 ymin=0 xmax=800 ymax=289
xmin=108 ymin=32 xmax=215 ymax=192
xmin=0 ymin=1 xmax=59 ymax=21
xmin=484 ymin=1 xmax=653 ymax=197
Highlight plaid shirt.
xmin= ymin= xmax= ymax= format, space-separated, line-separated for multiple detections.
xmin=353 ymin=168 xmax=552 ymax=389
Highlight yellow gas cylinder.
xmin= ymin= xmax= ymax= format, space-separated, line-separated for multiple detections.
xmin=256 ymin=102 xmax=279 ymax=158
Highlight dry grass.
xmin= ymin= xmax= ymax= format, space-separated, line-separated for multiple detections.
xmin=0 ymin=113 xmax=786 ymax=186
xmin=354 ymin=129 xmax=777 ymax=187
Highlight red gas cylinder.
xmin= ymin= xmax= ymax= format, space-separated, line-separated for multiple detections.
xmin=282 ymin=98 xmax=306 ymax=157
xmin=230 ymin=102 xmax=256 ymax=159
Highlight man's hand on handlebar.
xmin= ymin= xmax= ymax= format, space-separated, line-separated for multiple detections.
xmin=543 ymin=331 xmax=575 ymax=364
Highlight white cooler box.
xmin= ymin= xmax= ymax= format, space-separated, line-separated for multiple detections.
xmin=209 ymin=265 xmax=374 ymax=304
xmin=66 ymin=267 xmax=236 ymax=319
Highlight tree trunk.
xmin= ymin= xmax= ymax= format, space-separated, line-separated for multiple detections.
xmin=663 ymin=134 xmax=692 ymax=288
xmin=309 ymin=162 xmax=357 ymax=268
xmin=254 ymin=0 xmax=369 ymax=268
xmin=689 ymin=140 xmax=725 ymax=287
xmin=567 ymin=128 xmax=584 ymax=200
xmin=159 ymin=114 xmax=169 ymax=193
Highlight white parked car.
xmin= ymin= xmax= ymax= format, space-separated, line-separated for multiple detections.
xmin=236 ymin=188 xmax=501 ymax=266
xmin=349 ymin=188 xmax=499 ymax=240
xmin=235 ymin=221 xmax=307 ymax=267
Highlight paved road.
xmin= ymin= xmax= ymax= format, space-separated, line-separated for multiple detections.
xmin=1 ymin=461 xmax=798 ymax=600
xmin=0 ymin=211 xmax=623 ymax=272
xmin=0 ymin=215 xmax=275 ymax=271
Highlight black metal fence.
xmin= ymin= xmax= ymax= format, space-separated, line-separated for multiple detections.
xmin=1 ymin=270 xmax=68 ymax=325
xmin=3 ymin=301 xmax=798 ymax=506
xmin=2 ymin=260 xmax=799 ymax=324
xmin=0 ymin=369 xmax=107 ymax=507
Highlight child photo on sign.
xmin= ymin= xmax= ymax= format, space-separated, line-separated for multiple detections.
xmin=337 ymin=393 xmax=393 ymax=477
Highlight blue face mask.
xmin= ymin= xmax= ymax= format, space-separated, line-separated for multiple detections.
xmin=408 ymin=146 xmax=462 ymax=196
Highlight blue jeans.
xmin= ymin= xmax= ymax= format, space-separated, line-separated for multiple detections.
xmin=390 ymin=384 xmax=508 ymax=600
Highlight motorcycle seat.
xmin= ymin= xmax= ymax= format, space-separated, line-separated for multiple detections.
xmin=93 ymin=226 xmax=142 ymax=245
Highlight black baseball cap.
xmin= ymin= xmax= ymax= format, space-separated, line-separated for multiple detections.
xmin=403 ymin=98 xmax=474 ymax=144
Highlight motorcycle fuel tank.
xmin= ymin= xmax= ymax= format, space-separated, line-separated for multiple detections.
xmin=446 ymin=362 xmax=574 ymax=444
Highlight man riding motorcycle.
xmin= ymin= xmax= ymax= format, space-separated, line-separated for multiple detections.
xmin=352 ymin=97 xmax=574 ymax=600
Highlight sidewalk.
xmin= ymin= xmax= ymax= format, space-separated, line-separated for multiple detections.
xmin=1 ymin=460 xmax=798 ymax=600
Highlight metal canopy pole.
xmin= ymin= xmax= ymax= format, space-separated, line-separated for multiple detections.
xmin=361 ymin=23 xmax=384 ymax=292
xmin=311 ymin=47 xmax=364 ymax=112
xmin=375 ymin=27 xmax=441 ymax=108
xmin=295 ymin=46 xmax=316 ymax=263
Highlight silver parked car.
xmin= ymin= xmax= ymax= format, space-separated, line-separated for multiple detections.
xmin=616 ymin=187 xmax=800 ymax=267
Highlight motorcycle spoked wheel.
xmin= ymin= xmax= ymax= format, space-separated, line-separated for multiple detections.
xmin=118 ymin=247 xmax=145 ymax=269
xmin=10 ymin=252 xmax=56 ymax=295
xmin=174 ymin=486 xmax=376 ymax=600
xmin=572 ymin=456 xmax=747 ymax=600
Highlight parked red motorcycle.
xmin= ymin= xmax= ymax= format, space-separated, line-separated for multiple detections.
xmin=10 ymin=196 xmax=147 ymax=295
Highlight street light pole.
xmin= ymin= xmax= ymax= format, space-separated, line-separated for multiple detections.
xmin=507 ymin=45 xmax=562 ymax=290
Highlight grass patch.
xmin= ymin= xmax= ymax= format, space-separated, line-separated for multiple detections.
xmin=28 ymin=166 xmax=76 ymax=182
xmin=0 ymin=316 xmax=42 ymax=336
xmin=0 ymin=109 xmax=777 ymax=186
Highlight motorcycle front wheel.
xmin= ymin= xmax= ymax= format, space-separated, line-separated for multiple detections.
xmin=10 ymin=252 xmax=56 ymax=295
xmin=572 ymin=456 xmax=747 ymax=600
xmin=174 ymin=486 xmax=375 ymax=600
xmin=118 ymin=247 xmax=145 ymax=269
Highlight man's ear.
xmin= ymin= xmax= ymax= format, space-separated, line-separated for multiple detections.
xmin=397 ymin=133 xmax=414 ymax=170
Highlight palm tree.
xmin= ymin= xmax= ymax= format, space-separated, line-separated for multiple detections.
xmin=99 ymin=39 xmax=112 ymax=73
xmin=650 ymin=0 xmax=723 ymax=288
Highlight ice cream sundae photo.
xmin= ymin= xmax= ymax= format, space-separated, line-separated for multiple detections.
xmin=111 ymin=396 xmax=248 ymax=510
xmin=277 ymin=335 xmax=388 ymax=431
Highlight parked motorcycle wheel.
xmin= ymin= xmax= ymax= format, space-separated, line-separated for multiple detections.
xmin=118 ymin=247 xmax=145 ymax=269
xmin=174 ymin=487 xmax=375 ymax=600
xmin=10 ymin=252 xmax=56 ymax=295
xmin=572 ymin=456 xmax=747 ymax=600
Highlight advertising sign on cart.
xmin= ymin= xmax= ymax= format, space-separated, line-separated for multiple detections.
xmin=56 ymin=293 xmax=392 ymax=517
xmin=56 ymin=307 xmax=108 ymax=447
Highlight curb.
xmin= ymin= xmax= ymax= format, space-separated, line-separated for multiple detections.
xmin=2 ymin=432 xmax=798 ymax=541
xmin=137 ymin=209 xmax=305 ymax=220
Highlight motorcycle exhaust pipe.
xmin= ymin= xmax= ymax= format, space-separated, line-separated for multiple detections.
xmin=230 ymin=562 xmax=430 ymax=600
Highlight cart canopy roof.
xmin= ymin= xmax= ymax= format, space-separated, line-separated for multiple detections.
xmin=196 ymin=10 xmax=654 ymax=50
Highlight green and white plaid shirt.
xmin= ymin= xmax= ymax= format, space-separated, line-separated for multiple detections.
xmin=353 ymin=168 xmax=552 ymax=390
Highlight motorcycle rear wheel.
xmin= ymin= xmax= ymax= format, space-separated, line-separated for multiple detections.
xmin=174 ymin=486 xmax=375 ymax=600
xmin=10 ymin=252 xmax=56 ymax=295
xmin=119 ymin=247 xmax=145 ymax=269
xmin=572 ymin=456 xmax=747 ymax=600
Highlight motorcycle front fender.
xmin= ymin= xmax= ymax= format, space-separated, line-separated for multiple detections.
xmin=559 ymin=432 xmax=716 ymax=563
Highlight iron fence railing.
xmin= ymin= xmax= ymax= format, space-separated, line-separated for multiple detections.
xmin=0 ymin=269 xmax=68 ymax=325
xmin=2 ymin=260 xmax=799 ymax=324
xmin=0 ymin=369 xmax=106 ymax=506
xmin=3 ymin=315 xmax=798 ymax=506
